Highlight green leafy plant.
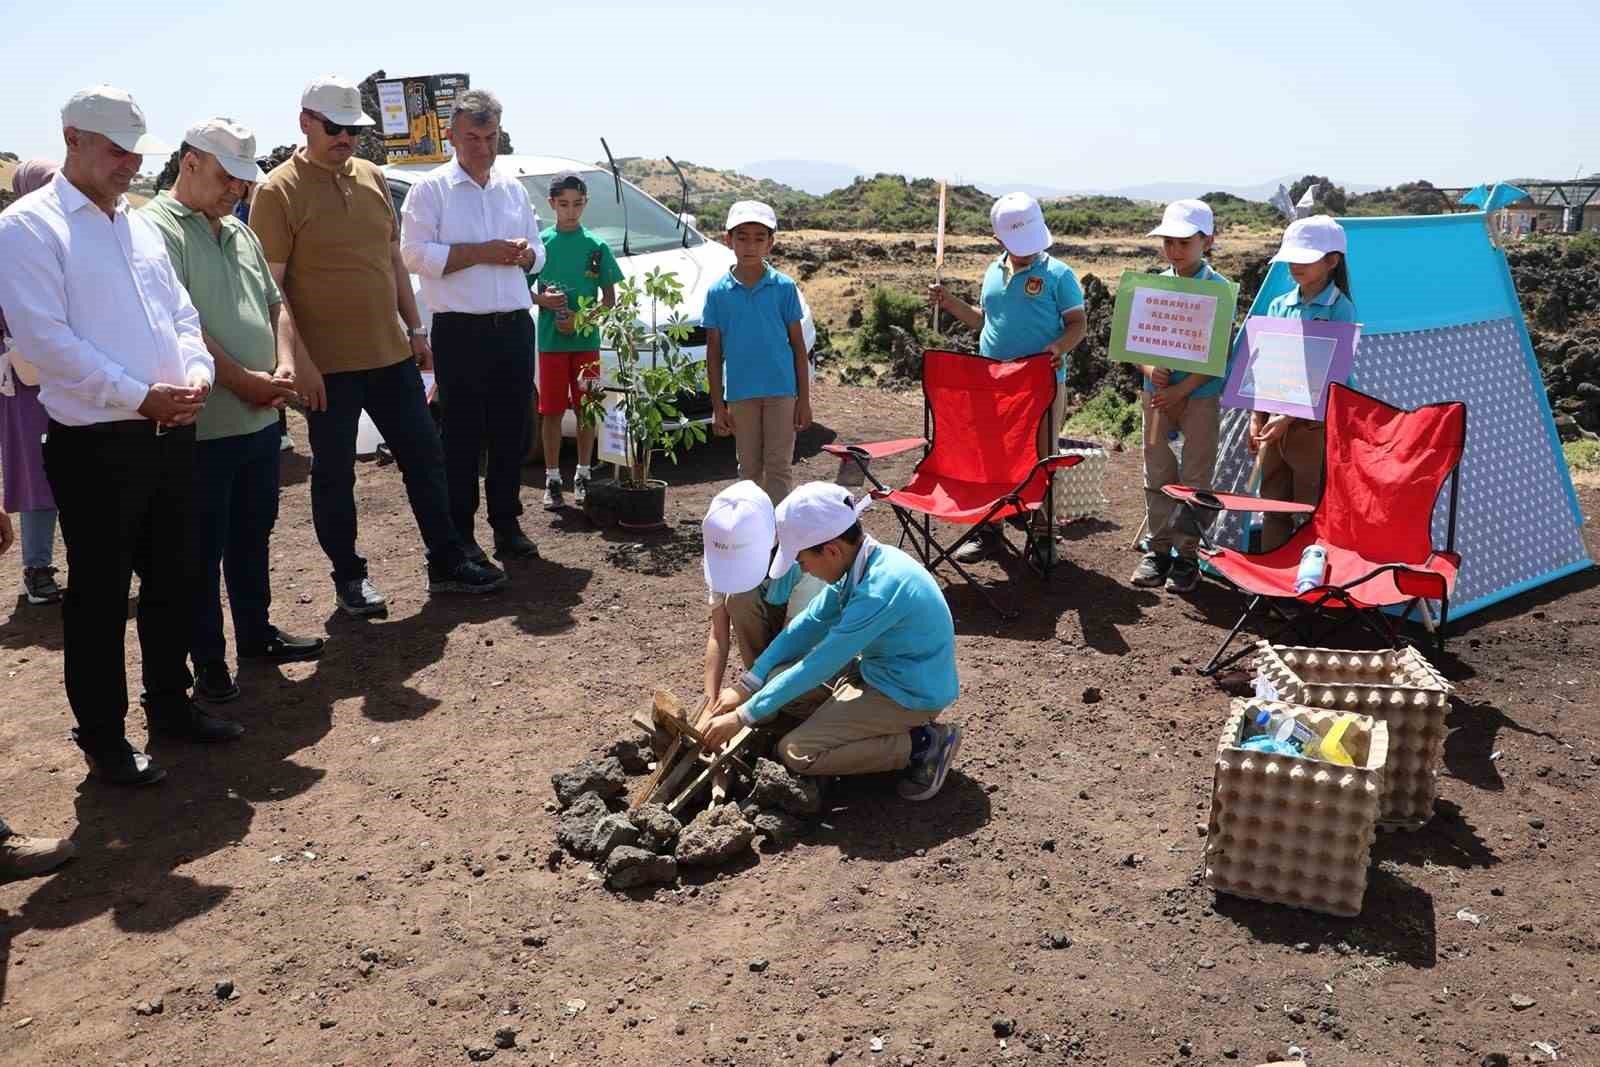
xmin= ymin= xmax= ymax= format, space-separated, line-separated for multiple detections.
xmin=572 ymin=267 xmax=708 ymax=488
xmin=1063 ymin=386 xmax=1142 ymax=447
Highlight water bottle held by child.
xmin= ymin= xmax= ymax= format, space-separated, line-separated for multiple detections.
xmin=1295 ymin=544 xmax=1328 ymax=593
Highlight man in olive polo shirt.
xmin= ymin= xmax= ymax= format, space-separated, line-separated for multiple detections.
xmin=143 ymin=119 xmax=328 ymax=705
xmin=250 ymin=76 xmax=504 ymax=616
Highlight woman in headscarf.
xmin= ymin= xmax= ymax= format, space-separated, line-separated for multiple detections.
xmin=0 ymin=158 xmax=64 ymax=604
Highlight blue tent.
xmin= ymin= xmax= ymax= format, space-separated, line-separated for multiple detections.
xmin=1211 ymin=210 xmax=1591 ymax=621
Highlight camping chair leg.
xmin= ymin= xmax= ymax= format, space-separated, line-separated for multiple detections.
xmin=1202 ymin=596 xmax=1266 ymax=676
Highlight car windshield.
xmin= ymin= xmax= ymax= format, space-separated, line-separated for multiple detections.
xmin=521 ymin=171 xmax=704 ymax=257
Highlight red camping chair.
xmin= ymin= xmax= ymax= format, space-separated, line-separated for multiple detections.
xmin=824 ymin=350 xmax=1083 ymax=619
xmin=1164 ymin=383 xmax=1467 ymax=675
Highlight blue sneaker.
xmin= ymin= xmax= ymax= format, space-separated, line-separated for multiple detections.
xmin=898 ymin=723 xmax=962 ymax=801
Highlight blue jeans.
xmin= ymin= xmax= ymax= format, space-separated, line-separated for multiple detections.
xmin=306 ymin=358 xmax=463 ymax=584
xmin=189 ymin=423 xmax=280 ymax=666
xmin=20 ymin=509 xmax=56 ymax=569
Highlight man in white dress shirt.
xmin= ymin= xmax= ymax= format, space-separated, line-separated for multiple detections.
xmin=400 ymin=89 xmax=545 ymax=561
xmin=0 ymin=86 xmax=245 ymax=787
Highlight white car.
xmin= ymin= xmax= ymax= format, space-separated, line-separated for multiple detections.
xmin=384 ymin=154 xmax=816 ymax=437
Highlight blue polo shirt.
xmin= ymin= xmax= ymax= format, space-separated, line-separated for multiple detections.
xmin=978 ymin=254 xmax=1085 ymax=383
xmin=702 ymin=263 xmax=803 ymax=402
xmin=1265 ymin=282 xmax=1357 ymax=323
xmin=1144 ymin=261 xmax=1232 ymax=400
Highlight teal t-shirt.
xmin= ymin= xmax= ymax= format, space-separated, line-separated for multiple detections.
xmin=534 ymin=225 xmax=624 ymax=352
xmin=1265 ymin=282 xmax=1357 ymax=323
xmin=978 ymin=254 xmax=1085 ymax=383
xmin=701 ymin=264 xmax=804 ymax=402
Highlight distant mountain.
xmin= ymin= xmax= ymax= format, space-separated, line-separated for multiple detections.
xmin=741 ymin=159 xmax=867 ymax=195
xmin=981 ymin=174 xmax=1385 ymax=204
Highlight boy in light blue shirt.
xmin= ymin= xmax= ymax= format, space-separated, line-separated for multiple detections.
xmin=703 ymin=201 xmax=812 ymax=505
xmin=699 ymin=482 xmax=962 ymax=802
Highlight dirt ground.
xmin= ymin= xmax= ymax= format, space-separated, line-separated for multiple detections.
xmin=2 ymin=380 xmax=1598 ymax=1067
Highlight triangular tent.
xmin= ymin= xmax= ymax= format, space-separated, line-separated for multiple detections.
xmin=1211 ymin=211 xmax=1592 ymax=621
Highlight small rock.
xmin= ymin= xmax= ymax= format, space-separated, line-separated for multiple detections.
xmin=1527 ymin=817 xmax=1545 ymax=830
xmin=589 ymin=812 xmax=641 ymax=860
xmin=465 ymin=1045 xmax=496 ymax=1062
xmin=749 ymin=959 xmax=769 ymax=973
xmin=750 ymin=807 xmax=807 ymax=848
xmin=1509 ymin=994 xmax=1536 ymax=1011
xmin=869 ymin=1036 xmax=885 ymax=1053
xmin=1039 ymin=838 xmax=1057 ymax=852
xmin=1197 ymin=958 xmax=1216 ymax=970
xmin=1081 ymin=686 xmax=1102 ymax=705
xmin=605 ymin=846 xmax=678 ymax=890
xmin=750 ymin=757 xmax=822 ymax=815
xmin=1038 ymin=932 xmax=1072 ymax=950
xmin=470 ymin=864 xmax=486 ymax=877
xmin=319 ymin=1018 xmax=337 ymax=1029
xmin=213 ymin=980 xmax=234 ymax=1000
xmin=556 ymin=792 xmax=612 ymax=858
xmin=1481 ymin=1055 xmax=1510 ymax=1067
xmin=562 ymin=999 xmax=586 ymax=1017
xmin=359 ymin=948 xmax=382 ymax=962
xmin=605 ymin=737 xmax=652 ymax=775
xmin=357 ymin=961 xmax=374 ymax=977
xmin=134 ymin=998 xmax=163 ymax=1016
xmin=12 ymin=1017 xmax=32 ymax=1029
xmin=1287 ymin=1008 xmax=1307 ymax=1024
xmin=630 ymin=804 xmax=683 ymax=852
xmin=550 ymin=757 xmax=627 ymax=809
xmin=1077 ymin=789 xmax=1090 ymax=800
xmin=494 ymin=1026 xmax=519 ymax=1049
xmin=675 ymin=804 xmax=756 ymax=867
xmin=1120 ymin=852 xmax=1143 ymax=868
xmin=1221 ymin=1046 xmax=1239 ymax=1060
xmin=992 ymin=1017 xmax=1016 ymax=1038
xmin=520 ymin=933 xmax=547 ymax=948
xmin=1295 ymin=942 xmax=1314 ymax=953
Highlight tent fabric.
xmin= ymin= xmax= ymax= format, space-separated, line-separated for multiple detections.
xmin=1209 ymin=212 xmax=1590 ymax=621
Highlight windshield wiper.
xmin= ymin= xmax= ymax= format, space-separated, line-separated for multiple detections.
xmin=666 ymin=155 xmax=690 ymax=248
xmin=600 ymin=137 xmax=631 ymax=259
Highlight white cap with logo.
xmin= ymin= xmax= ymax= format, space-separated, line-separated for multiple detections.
xmin=185 ymin=118 xmax=265 ymax=183
xmin=769 ymin=482 xmax=873 ymax=580
xmin=703 ymin=481 xmax=777 ymax=595
xmin=1148 ymin=198 xmax=1215 ymax=239
xmin=990 ymin=192 xmax=1052 ymax=257
xmin=61 ymin=85 xmax=169 ymax=154
xmin=725 ymin=200 xmax=778 ymax=233
xmin=300 ymin=76 xmax=376 ymax=127
xmin=1271 ymin=214 xmax=1348 ymax=264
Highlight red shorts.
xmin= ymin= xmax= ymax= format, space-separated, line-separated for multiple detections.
xmin=537 ymin=349 xmax=600 ymax=416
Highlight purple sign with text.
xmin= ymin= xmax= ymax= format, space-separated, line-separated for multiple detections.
xmin=1221 ymin=317 xmax=1362 ymax=420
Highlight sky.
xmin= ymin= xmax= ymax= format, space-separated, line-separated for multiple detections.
xmin=3 ymin=0 xmax=1596 ymax=192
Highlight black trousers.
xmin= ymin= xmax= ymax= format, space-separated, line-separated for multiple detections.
xmin=431 ymin=310 xmax=535 ymax=541
xmin=42 ymin=419 xmax=195 ymax=751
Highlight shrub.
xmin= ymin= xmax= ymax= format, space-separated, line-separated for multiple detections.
xmin=1063 ymin=387 xmax=1142 ymax=446
xmin=1564 ymin=438 xmax=1600 ymax=472
xmin=852 ymin=287 xmax=928 ymax=361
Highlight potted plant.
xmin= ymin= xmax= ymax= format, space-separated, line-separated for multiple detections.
xmin=572 ymin=267 xmax=709 ymax=529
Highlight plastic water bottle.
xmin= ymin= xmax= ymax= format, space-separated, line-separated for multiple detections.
xmin=1249 ymin=709 xmax=1318 ymax=752
xmin=1295 ymin=544 xmax=1328 ymax=593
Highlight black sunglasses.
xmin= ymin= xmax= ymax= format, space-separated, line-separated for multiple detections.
xmin=304 ymin=111 xmax=362 ymax=137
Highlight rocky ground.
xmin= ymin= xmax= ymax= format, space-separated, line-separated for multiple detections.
xmin=1 ymin=380 xmax=1597 ymax=1067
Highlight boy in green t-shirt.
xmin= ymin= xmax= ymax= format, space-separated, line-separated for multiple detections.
xmin=531 ymin=171 xmax=625 ymax=509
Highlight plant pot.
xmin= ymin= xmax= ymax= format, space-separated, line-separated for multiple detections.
xmin=584 ymin=477 xmax=668 ymax=530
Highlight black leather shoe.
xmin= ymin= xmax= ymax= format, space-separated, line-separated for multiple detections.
xmin=239 ymin=629 xmax=326 ymax=664
xmin=193 ymin=661 xmax=241 ymax=703
xmin=144 ymin=700 xmax=245 ymax=742
xmin=428 ymin=557 xmax=508 ymax=594
xmin=492 ymin=525 xmax=540 ymax=560
xmin=71 ymin=730 xmax=166 ymax=786
xmin=463 ymin=540 xmax=491 ymax=565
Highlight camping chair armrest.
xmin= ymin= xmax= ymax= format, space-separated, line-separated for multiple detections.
xmin=1162 ymin=485 xmax=1316 ymax=515
xmin=1036 ymin=452 xmax=1087 ymax=475
xmin=1312 ymin=562 xmax=1451 ymax=602
xmin=821 ymin=438 xmax=927 ymax=461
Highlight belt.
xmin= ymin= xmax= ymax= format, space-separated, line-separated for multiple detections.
xmin=48 ymin=418 xmax=196 ymax=439
xmin=433 ymin=310 xmax=531 ymax=327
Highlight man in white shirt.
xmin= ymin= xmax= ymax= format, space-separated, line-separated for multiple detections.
xmin=400 ymin=89 xmax=545 ymax=561
xmin=0 ymin=86 xmax=246 ymax=787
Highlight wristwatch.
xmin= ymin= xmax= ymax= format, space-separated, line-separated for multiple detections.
xmin=407 ymin=327 xmax=429 ymax=338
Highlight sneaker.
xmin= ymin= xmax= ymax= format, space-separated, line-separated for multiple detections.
xmin=1165 ymin=556 xmax=1201 ymax=594
xmin=192 ymin=661 xmax=241 ymax=703
xmin=898 ymin=723 xmax=962 ymax=801
xmin=237 ymin=629 xmax=325 ymax=663
xmin=573 ymin=471 xmax=590 ymax=508
xmin=23 ymin=566 xmax=63 ymax=605
xmin=427 ymin=557 xmax=508 ymax=595
xmin=0 ymin=832 xmax=78 ymax=881
xmin=1129 ymin=552 xmax=1171 ymax=588
xmin=951 ymin=526 xmax=998 ymax=564
xmin=492 ymin=524 xmax=540 ymax=560
xmin=543 ymin=478 xmax=565 ymax=511
xmin=335 ymin=577 xmax=388 ymax=617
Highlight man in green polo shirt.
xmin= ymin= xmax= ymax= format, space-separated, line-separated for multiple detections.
xmin=143 ymin=119 xmax=326 ymax=705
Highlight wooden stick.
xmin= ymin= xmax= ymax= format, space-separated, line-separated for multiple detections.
xmin=931 ymin=181 xmax=947 ymax=335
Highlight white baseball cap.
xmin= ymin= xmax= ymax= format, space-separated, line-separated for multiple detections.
xmin=990 ymin=192 xmax=1052 ymax=256
xmin=725 ymin=200 xmax=778 ymax=233
xmin=1271 ymin=215 xmax=1348 ymax=264
xmin=1148 ymin=198 xmax=1214 ymax=238
xmin=769 ymin=482 xmax=873 ymax=580
xmin=300 ymin=76 xmax=375 ymax=127
xmin=703 ymin=481 xmax=777 ymax=595
xmin=185 ymin=118 xmax=265 ymax=183
xmin=61 ymin=85 xmax=168 ymax=154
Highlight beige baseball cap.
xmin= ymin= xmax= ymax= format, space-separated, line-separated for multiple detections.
xmin=185 ymin=118 xmax=265 ymax=183
xmin=61 ymin=85 xmax=169 ymax=154
xmin=300 ymin=75 xmax=375 ymax=127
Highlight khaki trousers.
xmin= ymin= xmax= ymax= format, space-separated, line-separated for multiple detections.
xmin=772 ymin=670 xmax=940 ymax=777
xmin=730 ymin=396 xmax=796 ymax=505
xmin=1037 ymin=379 xmax=1067 ymax=503
xmin=1142 ymin=394 xmax=1221 ymax=557
xmin=725 ymin=587 xmax=784 ymax=670
xmin=1259 ymin=418 xmax=1325 ymax=551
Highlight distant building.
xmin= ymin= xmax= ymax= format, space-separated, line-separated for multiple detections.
xmin=1492 ymin=177 xmax=1600 ymax=235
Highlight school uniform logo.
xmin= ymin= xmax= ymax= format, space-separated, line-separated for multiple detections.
xmin=1024 ymin=276 xmax=1044 ymax=297
xmin=586 ymin=250 xmax=603 ymax=279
